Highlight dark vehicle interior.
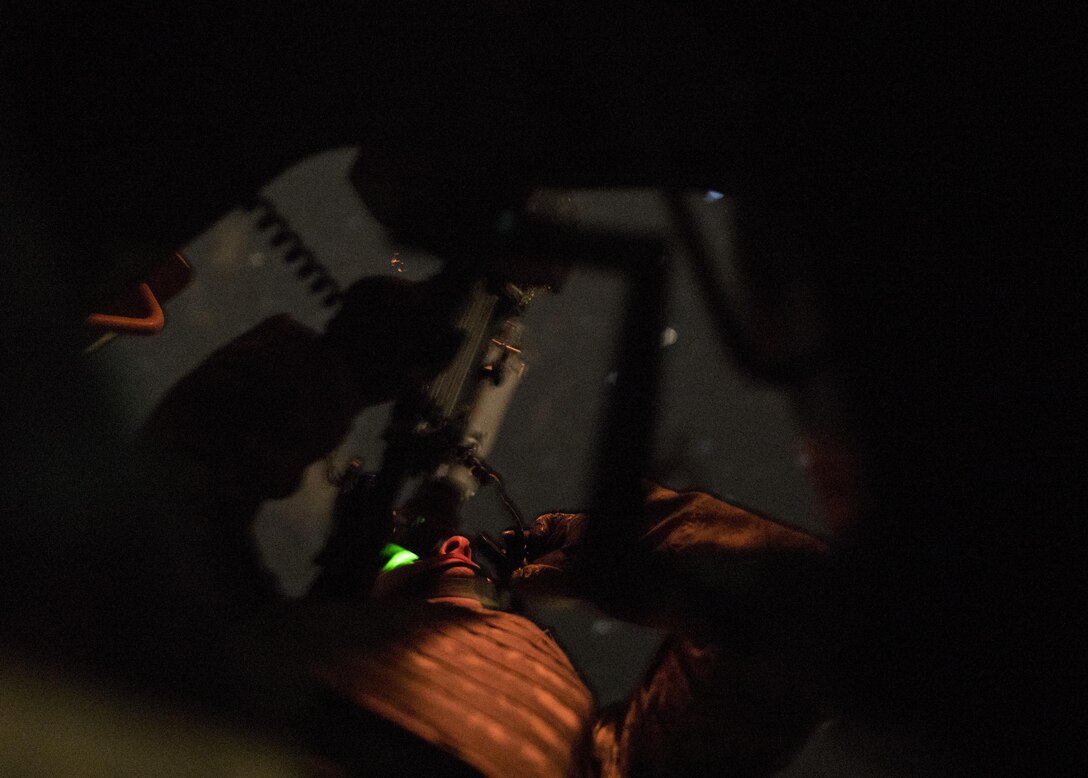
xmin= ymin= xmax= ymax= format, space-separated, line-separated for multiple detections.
xmin=2 ymin=4 xmax=1084 ymax=775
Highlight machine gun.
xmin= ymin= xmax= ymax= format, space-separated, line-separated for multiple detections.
xmin=310 ymin=263 xmax=555 ymax=599
xmin=306 ymin=186 xmax=674 ymax=614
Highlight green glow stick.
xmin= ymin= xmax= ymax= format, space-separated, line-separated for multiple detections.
xmin=379 ymin=543 xmax=420 ymax=573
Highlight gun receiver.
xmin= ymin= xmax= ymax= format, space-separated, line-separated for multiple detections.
xmin=311 ymin=269 xmax=544 ymax=598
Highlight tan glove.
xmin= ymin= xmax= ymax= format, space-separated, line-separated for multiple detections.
xmin=511 ymin=482 xmax=829 ymax=637
xmin=508 ymin=511 xmax=587 ymax=596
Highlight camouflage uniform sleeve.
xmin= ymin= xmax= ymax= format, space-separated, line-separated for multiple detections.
xmin=587 ymin=483 xmax=831 ymax=777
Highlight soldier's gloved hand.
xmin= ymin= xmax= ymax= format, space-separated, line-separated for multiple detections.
xmin=508 ymin=511 xmax=587 ymax=596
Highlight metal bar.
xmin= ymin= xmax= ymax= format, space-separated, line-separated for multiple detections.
xmin=583 ymin=240 xmax=669 ymax=617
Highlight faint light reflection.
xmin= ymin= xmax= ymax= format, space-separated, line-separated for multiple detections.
xmin=660 ymin=326 xmax=678 ymax=348
xmin=705 ymin=190 xmax=725 ymax=202
xmin=592 ymin=619 xmax=616 ymax=636
xmin=390 ymin=253 xmax=404 ymax=273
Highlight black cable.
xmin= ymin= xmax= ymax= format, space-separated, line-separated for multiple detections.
xmin=467 ymin=455 xmax=529 ymax=579
xmin=469 ymin=455 xmax=526 ymax=534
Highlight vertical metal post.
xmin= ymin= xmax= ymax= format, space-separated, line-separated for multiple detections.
xmin=584 ymin=240 xmax=669 ymax=617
